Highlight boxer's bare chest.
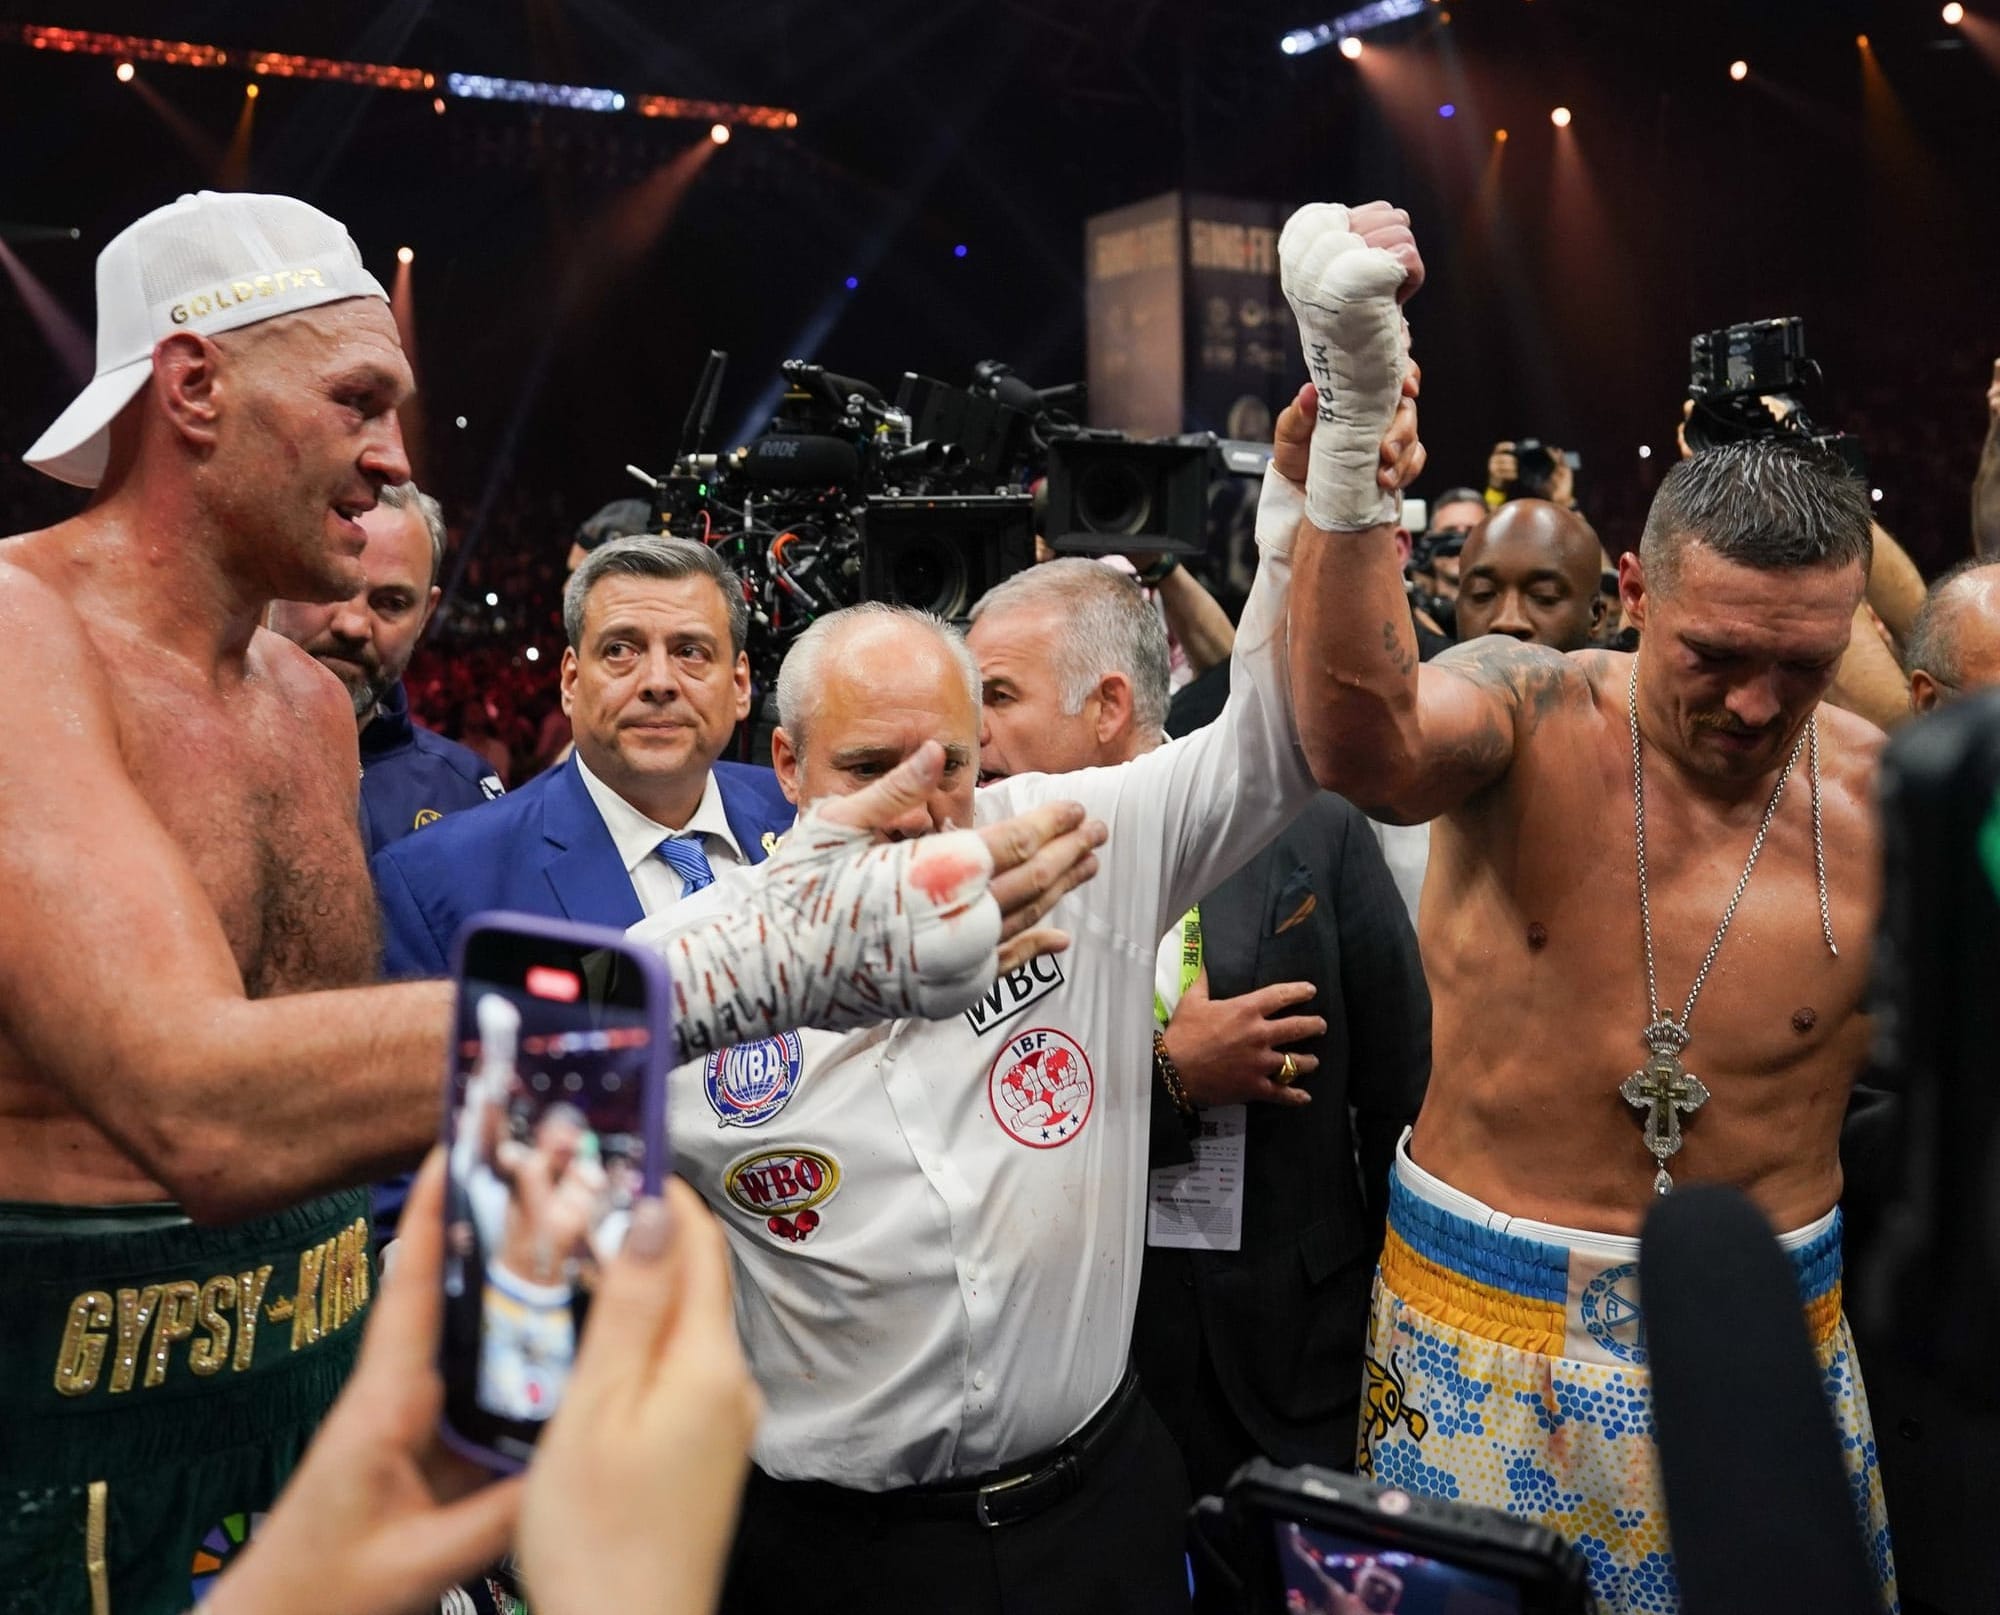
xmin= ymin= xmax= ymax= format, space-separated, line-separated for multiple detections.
xmin=110 ymin=652 xmax=379 ymax=999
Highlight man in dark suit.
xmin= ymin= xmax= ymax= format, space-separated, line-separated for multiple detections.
xmin=372 ymin=534 xmax=794 ymax=978
xmin=968 ymin=558 xmax=1430 ymax=1500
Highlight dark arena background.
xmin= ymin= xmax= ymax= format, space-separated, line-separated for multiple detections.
xmin=2 ymin=0 xmax=1995 ymax=749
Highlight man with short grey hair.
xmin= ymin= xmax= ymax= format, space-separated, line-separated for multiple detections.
xmin=968 ymin=561 xmax=1172 ymax=777
xmin=269 ymin=479 xmax=503 ymax=855
xmin=372 ymin=532 xmax=794 ymax=980
xmin=1905 ymin=557 xmax=2000 ymax=713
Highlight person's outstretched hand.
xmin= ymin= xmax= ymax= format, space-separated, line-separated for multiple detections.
xmin=517 ymin=1179 xmax=761 ymax=1615
xmin=204 ymin=1152 xmax=522 ymax=1615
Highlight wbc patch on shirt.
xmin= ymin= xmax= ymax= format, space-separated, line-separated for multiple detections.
xmin=962 ymin=952 xmax=1065 ymax=1036
xmin=722 ymin=1146 xmax=840 ymax=1244
xmin=988 ymin=1027 xmax=1094 ymax=1148
xmin=704 ymin=1032 xmax=805 ymax=1128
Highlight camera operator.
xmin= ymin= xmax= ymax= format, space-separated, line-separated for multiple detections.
xmin=1486 ymin=439 xmax=1579 ymax=510
xmin=1408 ymin=486 xmax=1484 ymax=635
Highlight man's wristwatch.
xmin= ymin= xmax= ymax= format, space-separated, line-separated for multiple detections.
xmin=1134 ymin=556 xmax=1180 ymax=587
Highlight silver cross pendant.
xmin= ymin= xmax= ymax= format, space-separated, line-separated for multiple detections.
xmin=1619 ymin=1023 xmax=1711 ymax=1195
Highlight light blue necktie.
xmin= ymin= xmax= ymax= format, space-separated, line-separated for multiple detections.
xmin=655 ymin=833 xmax=715 ymax=895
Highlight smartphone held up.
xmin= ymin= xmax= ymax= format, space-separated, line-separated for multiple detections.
xmin=438 ymin=915 xmax=675 ymax=1471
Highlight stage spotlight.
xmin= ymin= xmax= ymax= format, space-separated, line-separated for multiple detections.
xmin=396 ymin=245 xmax=414 ymax=265
xmin=1638 ymin=445 xmax=1653 ymax=459
xmin=245 ymin=82 xmax=259 ymax=99
xmin=1857 ymin=33 xmax=1870 ymax=48
xmin=1943 ymin=3 xmax=1965 ymax=23
xmin=1729 ymin=59 xmax=1748 ymax=81
xmin=115 ymin=61 xmax=134 ymax=83
xmin=485 ymin=591 xmax=500 ymax=606
xmin=456 ymin=416 xmax=468 ymax=429
xmin=1339 ymin=35 xmax=1364 ymax=58
xmin=1494 ymin=127 xmax=1509 ymax=142
xmin=432 ymin=96 xmax=446 ymax=114
xmin=1550 ymin=105 xmax=1571 ymax=127
xmin=954 ymin=243 xmax=968 ymax=258
xmin=844 ymin=275 xmax=859 ymax=290
xmin=1282 ymin=35 xmax=1300 ymax=53
xmin=709 ymin=122 xmax=731 ymax=144
xmin=524 ymin=646 xmax=541 ymax=663
xmin=1871 ymin=488 xmax=1884 ymax=502
xmin=1439 ymin=102 xmax=1456 ymax=117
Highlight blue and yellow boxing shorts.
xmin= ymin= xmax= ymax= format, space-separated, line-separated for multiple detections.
xmin=1360 ymin=1136 xmax=1896 ymax=1615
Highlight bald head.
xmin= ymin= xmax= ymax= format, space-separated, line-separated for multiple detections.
xmin=1906 ymin=560 xmax=2000 ymax=713
xmin=1453 ymin=499 xmax=1604 ymax=651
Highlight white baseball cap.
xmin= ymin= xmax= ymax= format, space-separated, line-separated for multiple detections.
xmin=25 ymin=190 xmax=388 ymax=489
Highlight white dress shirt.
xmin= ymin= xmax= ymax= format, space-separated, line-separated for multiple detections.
xmin=633 ymin=468 xmax=1315 ymax=1489
xmin=574 ymin=754 xmax=744 ymax=917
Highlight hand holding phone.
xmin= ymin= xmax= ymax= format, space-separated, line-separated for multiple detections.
xmin=439 ymin=916 xmax=674 ymax=1471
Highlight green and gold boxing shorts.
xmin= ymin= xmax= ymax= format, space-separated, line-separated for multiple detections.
xmin=0 ymin=1189 xmax=372 ymax=1614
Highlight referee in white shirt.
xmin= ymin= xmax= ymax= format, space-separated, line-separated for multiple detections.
xmin=635 ymin=206 xmax=1425 ymax=1612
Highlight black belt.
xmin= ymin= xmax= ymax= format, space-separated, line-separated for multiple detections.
xmin=756 ymin=1369 xmax=1144 ymax=1530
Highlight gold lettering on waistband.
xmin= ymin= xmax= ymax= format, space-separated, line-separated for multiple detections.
xmin=47 ymin=1223 xmax=367 ymax=1396
xmin=291 ymin=1237 xmax=328 ymax=1351
xmin=108 ymin=1285 xmax=163 ymax=1394
xmin=145 ymin=1280 xmax=200 ymax=1389
xmin=53 ymin=1291 xmax=114 ymax=1398
xmin=189 ymin=1274 xmax=236 ymax=1376
xmin=234 ymin=1263 xmax=273 ymax=1371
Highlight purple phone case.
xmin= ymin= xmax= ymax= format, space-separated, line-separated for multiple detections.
xmin=435 ymin=910 xmax=676 ymax=1474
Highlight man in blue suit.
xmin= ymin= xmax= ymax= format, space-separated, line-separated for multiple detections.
xmin=373 ymin=534 xmax=793 ymax=976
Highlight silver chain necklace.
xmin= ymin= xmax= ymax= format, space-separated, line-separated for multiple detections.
xmin=1621 ymin=662 xmax=1837 ymax=1194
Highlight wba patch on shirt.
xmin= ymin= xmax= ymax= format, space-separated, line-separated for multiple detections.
xmin=962 ymin=953 xmax=1065 ymax=1036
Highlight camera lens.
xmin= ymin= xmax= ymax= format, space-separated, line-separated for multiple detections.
xmin=1075 ymin=461 xmax=1154 ymax=536
xmin=886 ymin=541 xmax=969 ymax=619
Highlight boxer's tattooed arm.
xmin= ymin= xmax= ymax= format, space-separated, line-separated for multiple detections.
xmin=1433 ymin=635 xmax=1593 ymax=739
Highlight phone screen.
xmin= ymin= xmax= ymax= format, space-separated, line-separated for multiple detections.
xmin=1273 ymin=1520 xmax=1522 ymax=1615
xmin=439 ymin=924 xmax=669 ymax=1468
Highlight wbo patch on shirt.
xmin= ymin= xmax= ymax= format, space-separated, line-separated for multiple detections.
xmin=722 ymin=1146 xmax=840 ymax=1244
xmin=989 ymin=1027 xmax=1094 ymax=1149
xmin=479 ymin=775 xmax=506 ymax=800
xmin=962 ymin=952 xmax=1065 ymax=1037
xmin=704 ymin=1032 xmax=805 ymax=1128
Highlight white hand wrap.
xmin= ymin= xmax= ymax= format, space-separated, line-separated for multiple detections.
xmin=660 ymin=811 xmax=1001 ymax=1058
xmin=1278 ymin=202 xmax=1410 ymax=532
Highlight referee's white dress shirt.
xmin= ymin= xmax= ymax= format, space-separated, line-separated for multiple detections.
xmin=632 ymin=467 xmax=1317 ymax=1489
xmin=574 ymin=754 xmax=744 ymax=917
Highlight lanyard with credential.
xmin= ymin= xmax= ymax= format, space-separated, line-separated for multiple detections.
xmin=1153 ymin=904 xmax=1202 ymax=1028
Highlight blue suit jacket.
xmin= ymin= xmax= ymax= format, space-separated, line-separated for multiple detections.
xmin=370 ymin=754 xmax=795 ymax=979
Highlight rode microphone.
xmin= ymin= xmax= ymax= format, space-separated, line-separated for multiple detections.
xmin=736 ymin=433 xmax=862 ymax=489
xmin=1641 ymin=1185 xmax=1874 ymax=1615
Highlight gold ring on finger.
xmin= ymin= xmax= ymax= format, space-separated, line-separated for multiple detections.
xmin=1278 ymin=1053 xmax=1299 ymax=1084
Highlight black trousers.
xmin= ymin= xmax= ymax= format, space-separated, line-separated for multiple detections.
xmin=720 ymin=1396 xmax=1193 ymax=1615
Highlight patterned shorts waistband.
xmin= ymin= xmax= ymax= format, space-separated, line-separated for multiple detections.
xmin=1382 ymin=1141 xmax=1844 ymax=1366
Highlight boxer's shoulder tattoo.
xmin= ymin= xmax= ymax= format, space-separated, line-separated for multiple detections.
xmin=1434 ymin=637 xmax=1588 ymax=733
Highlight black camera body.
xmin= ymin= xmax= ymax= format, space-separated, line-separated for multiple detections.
xmin=1508 ymin=439 xmax=1579 ymax=503
xmin=643 ymin=354 xmax=1216 ymax=693
xmin=1684 ymin=316 xmax=1866 ymax=478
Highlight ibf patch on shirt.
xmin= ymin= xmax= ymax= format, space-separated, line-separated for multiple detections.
xmin=723 ymin=1146 xmax=840 ymax=1244
xmin=704 ymin=1032 xmax=804 ymax=1128
xmin=963 ymin=953 xmax=1065 ymax=1036
xmin=989 ymin=1027 xmax=1094 ymax=1148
